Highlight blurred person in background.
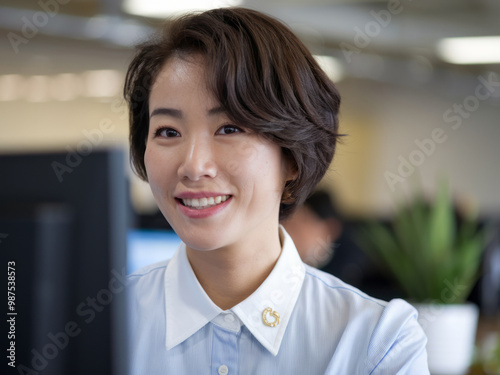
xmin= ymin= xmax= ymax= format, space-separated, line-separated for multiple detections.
xmin=284 ymin=190 xmax=401 ymax=301
xmin=282 ymin=190 xmax=341 ymax=268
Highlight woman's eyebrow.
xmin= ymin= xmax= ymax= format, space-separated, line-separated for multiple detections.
xmin=207 ymin=106 xmax=226 ymax=116
xmin=150 ymin=107 xmax=182 ymax=119
xmin=150 ymin=106 xmax=226 ymax=119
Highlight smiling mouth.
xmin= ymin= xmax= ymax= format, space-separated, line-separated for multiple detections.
xmin=178 ymin=195 xmax=231 ymax=210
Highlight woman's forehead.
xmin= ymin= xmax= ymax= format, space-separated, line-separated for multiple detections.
xmin=151 ymin=57 xmax=217 ymax=102
xmin=154 ymin=55 xmax=206 ymax=88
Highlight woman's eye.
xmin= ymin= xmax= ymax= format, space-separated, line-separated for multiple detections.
xmin=155 ymin=127 xmax=180 ymax=138
xmin=216 ymin=125 xmax=242 ymax=135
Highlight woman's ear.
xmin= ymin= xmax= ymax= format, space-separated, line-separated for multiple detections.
xmin=280 ymin=151 xmax=298 ymax=204
xmin=282 ymin=167 xmax=298 ymax=204
xmin=287 ymin=167 xmax=299 ymax=183
xmin=282 ymin=153 xmax=298 ymax=183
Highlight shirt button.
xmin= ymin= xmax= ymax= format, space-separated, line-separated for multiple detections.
xmin=224 ymin=314 xmax=235 ymax=323
xmin=218 ymin=364 xmax=229 ymax=375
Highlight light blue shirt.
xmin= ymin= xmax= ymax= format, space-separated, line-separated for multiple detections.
xmin=127 ymin=227 xmax=429 ymax=374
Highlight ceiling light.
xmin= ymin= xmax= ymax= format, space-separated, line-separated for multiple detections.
xmin=25 ymin=76 xmax=51 ymax=103
xmin=50 ymin=73 xmax=83 ymax=101
xmin=0 ymin=75 xmax=24 ymax=101
xmin=436 ymin=36 xmax=500 ymax=65
xmin=123 ymin=0 xmax=242 ymax=18
xmin=83 ymin=70 xmax=123 ymax=98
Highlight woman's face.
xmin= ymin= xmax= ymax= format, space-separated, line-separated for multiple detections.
xmin=145 ymin=55 xmax=292 ymax=251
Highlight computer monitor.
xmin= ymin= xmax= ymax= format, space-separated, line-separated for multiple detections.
xmin=0 ymin=149 xmax=128 ymax=375
xmin=127 ymin=229 xmax=181 ymax=274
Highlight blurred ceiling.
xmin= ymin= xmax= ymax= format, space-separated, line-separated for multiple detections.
xmin=1 ymin=0 xmax=499 ymax=81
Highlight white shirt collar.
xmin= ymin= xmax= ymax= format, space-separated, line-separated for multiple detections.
xmin=164 ymin=226 xmax=306 ymax=356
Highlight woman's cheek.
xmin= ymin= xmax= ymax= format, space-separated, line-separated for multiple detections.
xmin=223 ymin=144 xmax=253 ymax=177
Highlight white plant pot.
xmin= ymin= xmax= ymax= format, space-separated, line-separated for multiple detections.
xmin=414 ymin=303 xmax=479 ymax=375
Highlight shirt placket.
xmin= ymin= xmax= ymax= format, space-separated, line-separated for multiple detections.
xmin=211 ymin=324 xmax=239 ymax=375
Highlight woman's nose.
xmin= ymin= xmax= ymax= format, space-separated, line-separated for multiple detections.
xmin=177 ymin=136 xmax=217 ymax=181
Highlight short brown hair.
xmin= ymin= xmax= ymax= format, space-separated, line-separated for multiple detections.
xmin=124 ymin=7 xmax=341 ymax=220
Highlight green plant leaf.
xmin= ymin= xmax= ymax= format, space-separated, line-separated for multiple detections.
xmin=428 ymin=179 xmax=455 ymax=265
xmin=356 ymin=178 xmax=485 ymax=304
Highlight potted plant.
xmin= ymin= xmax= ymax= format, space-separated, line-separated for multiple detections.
xmin=358 ymin=180 xmax=488 ymax=375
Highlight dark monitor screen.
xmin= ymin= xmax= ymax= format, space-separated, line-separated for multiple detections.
xmin=0 ymin=149 xmax=128 ymax=375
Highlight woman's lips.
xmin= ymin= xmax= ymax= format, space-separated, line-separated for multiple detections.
xmin=176 ymin=191 xmax=230 ymax=199
xmin=180 ymin=195 xmax=230 ymax=209
xmin=176 ymin=195 xmax=233 ymax=219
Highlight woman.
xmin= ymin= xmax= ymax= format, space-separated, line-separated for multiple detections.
xmin=125 ymin=7 xmax=429 ymax=374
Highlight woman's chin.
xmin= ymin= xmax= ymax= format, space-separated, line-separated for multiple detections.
xmin=171 ymin=218 xmax=239 ymax=252
xmin=180 ymin=233 xmax=229 ymax=252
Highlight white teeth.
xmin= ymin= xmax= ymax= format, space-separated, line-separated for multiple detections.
xmin=181 ymin=195 xmax=230 ymax=209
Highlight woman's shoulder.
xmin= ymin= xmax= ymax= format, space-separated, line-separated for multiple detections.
xmin=128 ymin=259 xmax=170 ymax=277
xmin=301 ymin=264 xmax=388 ymax=309
xmin=301 ymin=264 xmax=421 ymax=325
xmin=300 ymin=266 xmax=420 ymax=340
xmin=302 ymin=265 xmax=421 ymax=319
xmin=127 ymin=259 xmax=171 ymax=322
xmin=298 ymin=265 xmax=428 ymax=373
xmin=127 ymin=259 xmax=171 ymax=291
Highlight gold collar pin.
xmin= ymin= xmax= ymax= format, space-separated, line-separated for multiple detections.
xmin=262 ymin=307 xmax=280 ymax=327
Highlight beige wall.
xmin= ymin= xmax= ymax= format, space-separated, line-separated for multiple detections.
xmin=0 ymin=98 xmax=128 ymax=151
xmin=320 ymin=78 xmax=500 ymax=217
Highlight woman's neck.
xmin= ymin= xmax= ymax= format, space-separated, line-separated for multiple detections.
xmin=185 ymin=227 xmax=282 ymax=311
